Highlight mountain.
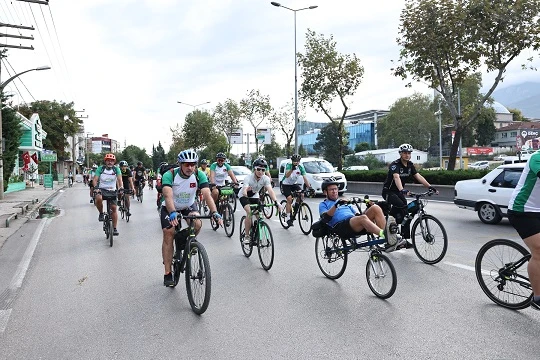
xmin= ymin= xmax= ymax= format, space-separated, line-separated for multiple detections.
xmin=491 ymin=82 xmax=540 ymax=119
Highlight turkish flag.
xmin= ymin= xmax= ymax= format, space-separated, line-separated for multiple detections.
xmin=31 ymin=152 xmax=39 ymax=164
xmin=22 ymin=152 xmax=31 ymax=171
xmin=190 ymin=182 xmax=196 ymax=188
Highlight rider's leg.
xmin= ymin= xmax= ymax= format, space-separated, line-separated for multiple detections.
xmin=161 ymin=213 xmax=175 ymax=274
xmin=364 ymin=204 xmax=386 ymax=229
xmin=111 ymin=204 xmax=118 ymax=228
xmin=523 ymin=233 xmax=540 ymax=300
xmin=211 ymin=187 xmax=219 ymax=204
xmin=349 ymin=214 xmax=382 ymax=236
xmin=95 ymin=195 xmax=103 ymax=214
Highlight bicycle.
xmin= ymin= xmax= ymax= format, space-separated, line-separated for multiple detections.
xmin=210 ymin=185 xmax=235 ymax=237
xmin=148 ymin=176 xmax=154 ymax=190
xmin=95 ymin=188 xmax=117 ymax=247
xmin=279 ymin=188 xmax=315 ymax=235
xmin=259 ymin=187 xmax=274 ymax=219
xmin=475 ymin=238 xmax=532 ymax=310
xmin=195 ymin=189 xmax=210 ymax=216
xmin=169 ymin=214 xmax=213 ymax=315
xmin=367 ymin=189 xmax=448 ymax=264
xmin=118 ymin=189 xmax=133 ymax=222
xmin=68 ymin=177 xmax=73 ymax=188
xmin=136 ymin=180 xmax=145 ymax=202
xmin=239 ymin=202 xmax=277 ymax=270
xmin=313 ymin=197 xmax=397 ymax=299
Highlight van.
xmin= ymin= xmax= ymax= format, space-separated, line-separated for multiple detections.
xmin=278 ymin=157 xmax=348 ymax=195
xmin=503 ymin=156 xmax=527 ymax=165
xmin=343 ymin=165 xmax=369 ymax=171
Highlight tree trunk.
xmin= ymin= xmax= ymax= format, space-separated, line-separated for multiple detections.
xmin=337 ymin=130 xmax=343 ymax=170
xmin=447 ymin=127 xmax=462 ymax=171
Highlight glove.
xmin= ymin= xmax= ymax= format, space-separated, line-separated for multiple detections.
xmin=167 ymin=211 xmax=178 ymax=221
xmin=247 ymin=190 xmax=255 ymax=197
xmin=401 ymin=189 xmax=409 ymax=194
xmin=292 ymin=165 xmax=297 ymax=170
xmin=212 ymin=211 xmax=222 ymax=220
xmin=428 ymin=186 xmax=437 ymax=193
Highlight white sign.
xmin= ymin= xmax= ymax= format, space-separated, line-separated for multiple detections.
xmin=256 ymin=128 xmax=271 ymax=144
xmin=92 ymin=140 xmax=102 ymax=153
xmin=230 ymin=129 xmax=243 ymax=144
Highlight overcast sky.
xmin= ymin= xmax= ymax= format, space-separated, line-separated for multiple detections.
xmin=2 ymin=0 xmax=539 ymax=155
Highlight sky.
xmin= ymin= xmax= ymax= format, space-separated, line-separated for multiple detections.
xmin=1 ymin=0 xmax=540 ymax=156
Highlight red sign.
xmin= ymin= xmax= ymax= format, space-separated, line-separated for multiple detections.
xmin=467 ymin=147 xmax=493 ymax=155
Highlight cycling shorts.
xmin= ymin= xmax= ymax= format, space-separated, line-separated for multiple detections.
xmin=331 ymin=218 xmax=368 ymax=239
xmin=508 ymin=210 xmax=540 ymax=239
xmin=282 ymin=184 xmax=302 ymax=198
xmin=160 ymin=204 xmax=199 ymax=229
xmin=239 ymin=196 xmax=259 ymax=208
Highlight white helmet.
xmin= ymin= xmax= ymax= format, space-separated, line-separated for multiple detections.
xmin=398 ymin=143 xmax=413 ymax=153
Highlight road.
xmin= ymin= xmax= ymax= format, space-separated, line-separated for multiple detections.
xmin=0 ymin=185 xmax=539 ymax=359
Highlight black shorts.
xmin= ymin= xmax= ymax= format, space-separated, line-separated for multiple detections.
xmin=97 ymin=190 xmax=117 ymax=206
xmin=282 ymin=184 xmax=301 ymax=198
xmin=508 ymin=210 xmax=540 ymax=239
xmin=160 ymin=204 xmax=199 ymax=229
xmin=332 ymin=218 xmax=367 ymax=239
xmin=240 ymin=196 xmax=259 ymax=208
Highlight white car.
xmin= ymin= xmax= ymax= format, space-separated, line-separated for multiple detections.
xmin=468 ymin=161 xmax=490 ymax=170
xmin=343 ymin=165 xmax=369 ymax=171
xmin=227 ymin=166 xmax=252 ymax=186
xmin=278 ymin=157 xmax=348 ymax=195
xmin=493 ymin=154 xmax=508 ymax=161
xmin=454 ymin=163 xmax=525 ymax=224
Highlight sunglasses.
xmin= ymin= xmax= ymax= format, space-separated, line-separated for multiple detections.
xmin=255 ymin=168 xmax=266 ymax=172
xmin=182 ymin=162 xmax=197 ymax=167
xmin=217 ymin=158 xmax=225 ymax=161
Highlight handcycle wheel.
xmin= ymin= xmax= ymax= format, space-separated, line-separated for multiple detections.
xmin=185 ymin=241 xmax=211 ymax=315
xmin=257 ymin=222 xmax=274 ymax=271
xmin=475 ymin=238 xmax=532 ymax=310
xmin=411 ymin=214 xmax=448 ymax=264
xmin=366 ymin=252 xmax=397 ymax=299
xmin=298 ymin=202 xmax=313 ymax=235
xmin=108 ymin=219 xmax=114 ymax=247
xmin=239 ymin=216 xmax=253 ymax=257
xmin=263 ymin=193 xmax=273 ymax=219
xmin=278 ymin=200 xmax=290 ymax=229
xmin=223 ymin=204 xmax=235 ymax=237
xmin=315 ymin=235 xmax=348 ymax=279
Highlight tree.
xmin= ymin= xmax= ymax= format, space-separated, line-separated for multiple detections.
xmin=474 ymin=107 xmax=497 ymax=146
xmin=167 ymin=124 xmax=185 ymax=163
xmin=1 ymin=93 xmax=23 ymax=190
xmin=182 ymin=110 xmax=217 ymax=151
xmin=152 ymin=142 xmax=167 ymax=170
xmin=394 ymin=0 xmax=540 ymax=170
xmin=508 ymin=108 xmax=528 ymax=122
xmin=199 ymin=134 xmax=229 ymax=162
xmin=119 ymin=145 xmax=152 ymax=168
xmin=354 ymin=142 xmax=373 ymax=153
xmin=260 ymin=136 xmax=283 ymax=169
xmin=213 ymin=99 xmax=242 ymax=157
xmin=269 ymin=98 xmax=305 ymax=157
xmin=313 ymin=123 xmax=349 ymax=166
xmin=377 ymin=93 xmax=437 ymax=150
xmin=240 ymin=89 xmax=272 ymax=153
xmin=297 ymin=29 xmax=364 ymax=170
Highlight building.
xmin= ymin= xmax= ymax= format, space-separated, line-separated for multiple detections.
xmin=88 ymin=134 xmax=120 ymax=154
xmin=14 ymin=112 xmax=47 ymax=183
xmin=348 ymin=148 xmax=428 ymax=164
xmin=491 ymin=122 xmax=540 ymax=151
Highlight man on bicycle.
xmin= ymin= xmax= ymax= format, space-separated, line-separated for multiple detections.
xmin=93 ymin=153 xmax=123 ymax=236
xmin=209 ymin=152 xmax=239 ymax=204
xmin=89 ymin=164 xmax=98 ymax=203
xmin=198 ymin=159 xmax=210 ymax=178
xmin=320 ymin=178 xmax=398 ymax=247
xmin=119 ymin=160 xmax=135 ymax=217
xmin=508 ymin=150 xmax=540 ymax=310
xmin=281 ymin=154 xmax=312 ymax=227
xmin=134 ymin=161 xmax=146 ymax=197
xmin=239 ymin=158 xmax=282 ymax=244
xmin=68 ymin=170 xmax=74 ymax=186
xmin=161 ymin=149 xmax=222 ymax=287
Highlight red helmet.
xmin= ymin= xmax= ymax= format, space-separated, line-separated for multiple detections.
xmin=104 ymin=153 xmax=116 ymax=162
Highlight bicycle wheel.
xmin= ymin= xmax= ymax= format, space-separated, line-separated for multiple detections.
xmin=366 ymin=252 xmax=397 ymax=299
xmin=257 ymin=222 xmax=274 ymax=270
xmin=139 ymin=190 xmax=144 ymax=203
xmin=279 ymin=200 xmax=290 ymax=229
xmin=475 ymin=239 xmax=532 ymax=310
xmin=125 ymin=206 xmax=130 ymax=223
xmin=210 ymin=211 xmax=220 ymax=231
xmin=172 ymin=253 xmax=181 ymax=287
xmin=298 ymin=203 xmax=313 ymax=235
xmin=228 ymin=192 xmax=237 ymax=212
xmin=120 ymin=203 xmax=125 ymax=219
xmin=103 ymin=216 xmax=110 ymax=239
xmin=223 ymin=204 xmax=235 ymax=237
xmin=239 ymin=216 xmax=253 ymax=257
xmin=108 ymin=220 xmax=114 ymax=247
xmin=411 ymin=214 xmax=448 ymax=264
xmin=185 ymin=241 xmax=211 ymax=315
xmin=263 ymin=193 xmax=273 ymax=219
xmin=315 ymin=235 xmax=348 ymax=279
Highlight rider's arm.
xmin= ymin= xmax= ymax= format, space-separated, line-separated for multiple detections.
xmin=265 ymin=184 xmax=279 ymax=203
xmin=227 ymin=169 xmax=238 ymax=184
xmin=319 ymin=200 xmax=337 ymax=221
xmin=285 ymin=163 xmax=294 ymax=178
xmin=392 ymin=173 xmax=405 ymax=192
xmin=413 ymin=173 xmax=430 ymax=188
xmin=129 ymin=177 xmax=135 ymax=192
xmin=201 ymin=187 xmax=218 ymax=213
xmin=162 ymin=186 xmax=176 ymax=214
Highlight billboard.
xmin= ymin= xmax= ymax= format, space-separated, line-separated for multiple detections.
xmin=230 ymin=129 xmax=243 ymax=144
xmin=256 ymin=128 xmax=271 ymax=144
xmin=519 ymin=129 xmax=540 ymax=150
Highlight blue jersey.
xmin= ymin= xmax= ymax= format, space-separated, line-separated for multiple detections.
xmin=319 ymin=199 xmax=356 ymax=227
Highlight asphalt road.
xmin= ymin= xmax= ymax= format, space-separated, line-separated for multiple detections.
xmin=0 ymin=185 xmax=539 ymax=359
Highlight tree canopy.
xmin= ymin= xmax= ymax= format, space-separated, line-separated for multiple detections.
xmin=313 ymin=123 xmax=350 ymax=166
xmin=213 ymin=99 xmax=242 ymax=157
xmin=1 ymin=93 xmax=23 ymax=190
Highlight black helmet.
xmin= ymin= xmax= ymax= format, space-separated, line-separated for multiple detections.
xmin=159 ymin=161 xmax=167 ymax=167
xmin=321 ymin=177 xmax=340 ymax=191
xmin=216 ymin=152 xmax=226 ymax=159
xmin=137 ymin=161 xmax=142 ymax=166
xmin=252 ymin=158 xmax=268 ymax=169
xmin=200 ymin=159 xmax=208 ymax=165
xmin=291 ymin=154 xmax=301 ymax=162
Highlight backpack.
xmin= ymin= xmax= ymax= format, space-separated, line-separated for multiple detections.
xmin=156 ymin=165 xmax=200 ymax=193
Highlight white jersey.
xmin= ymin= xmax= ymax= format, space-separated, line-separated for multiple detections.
xmin=239 ymin=173 xmax=271 ymax=198
xmin=509 ymin=152 xmax=540 ymax=212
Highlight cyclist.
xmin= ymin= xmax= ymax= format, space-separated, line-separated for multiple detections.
xmin=68 ymin=170 xmax=74 ymax=186
xmin=319 ymin=178 xmax=398 ymax=247
xmin=382 ymin=143 xmax=437 ymax=245
xmin=118 ymin=160 xmax=135 ymax=217
xmin=507 ymin=150 xmax=540 ymax=309
xmin=209 ymin=152 xmax=238 ymax=204
xmin=239 ymin=158 xmax=282 ymax=243
xmin=134 ymin=161 xmax=146 ymax=198
xmin=93 ymin=153 xmax=123 ymax=236
xmin=147 ymin=168 xmax=155 ymax=189
xmin=198 ymin=159 xmax=210 ymax=178
xmin=156 ymin=161 xmax=168 ymax=209
xmin=161 ymin=149 xmax=222 ymax=287
xmin=89 ymin=164 xmax=98 ymax=203
xmin=281 ymin=154 xmax=312 ymax=227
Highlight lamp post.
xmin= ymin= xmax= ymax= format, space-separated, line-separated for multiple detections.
xmin=0 ymin=65 xmax=51 ymax=199
xmin=177 ymin=101 xmax=211 ymax=109
xmin=435 ymin=106 xmax=443 ymax=169
xmin=270 ymin=1 xmax=318 ymax=155
xmin=85 ymin=132 xmax=93 ymax=169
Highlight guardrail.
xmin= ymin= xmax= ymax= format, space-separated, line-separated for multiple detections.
xmin=346 ymin=181 xmax=454 ymax=202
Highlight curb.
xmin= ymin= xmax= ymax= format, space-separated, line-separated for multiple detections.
xmin=26 ymin=186 xmax=67 ymax=220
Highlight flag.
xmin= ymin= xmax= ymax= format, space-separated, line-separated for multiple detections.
xmin=30 ymin=152 xmax=39 ymax=164
xmin=22 ymin=152 xmax=31 ymax=171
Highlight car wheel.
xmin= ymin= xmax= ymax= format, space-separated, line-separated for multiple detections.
xmin=477 ymin=203 xmax=502 ymax=224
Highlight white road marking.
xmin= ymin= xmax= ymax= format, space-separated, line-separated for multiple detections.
xmin=11 ymin=219 xmax=48 ymax=289
xmin=0 ymin=309 xmax=12 ymax=333
xmin=444 ymin=261 xmax=489 ymax=275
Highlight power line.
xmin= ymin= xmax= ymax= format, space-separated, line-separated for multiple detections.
xmin=0 ymin=57 xmax=29 ymax=104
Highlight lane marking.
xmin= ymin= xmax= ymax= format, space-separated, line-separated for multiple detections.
xmin=11 ymin=219 xmax=48 ymax=289
xmin=0 ymin=309 xmax=12 ymax=333
xmin=444 ymin=261 xmax=489 ymax=275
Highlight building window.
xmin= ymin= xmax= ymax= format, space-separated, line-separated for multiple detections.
xmin=502 ymin=133 xmax=508 ymax=138
xmin=510 ymin=131 xmax=517 ymax=137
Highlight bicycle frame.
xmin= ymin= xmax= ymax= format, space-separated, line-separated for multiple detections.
xmin=498 ymin=254 xmax=532 ymax=290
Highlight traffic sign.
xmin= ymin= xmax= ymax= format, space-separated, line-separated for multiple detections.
xmin=41 ymin=152 xmax=57 ymax=162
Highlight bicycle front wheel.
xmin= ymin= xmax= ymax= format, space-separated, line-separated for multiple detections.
xmin=223 ymin=204 xmax=235 ymax=237
xmin=279 ymin=200 xmax=290 ymax=229
xmin=257 ymin=222 xmax=275 ymax=270
xmin=228 ymin=192 xmax=237 ymax=212
xmin=366 ymin=252 xmax=397 ymax=299
xmin=315 ymin=235 xmax=348 ymax=279
xmin=263 ymin=193 xmax=273 ymax=219
xmin=108 ymin=220 xmax=114 ymax=247
xmin=298 ymin=203 xmax=313 ymax=235
xmin=475 ymin=239 xmax=532 ymax=310
xmin=185 ymin=241 xmax=211 ymax=315
xmin=239 ymin=216 xmax=253 ymax=257
xmin=411 ymin=214 xmax=448 ymax=264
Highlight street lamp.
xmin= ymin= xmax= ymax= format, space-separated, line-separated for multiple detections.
xmin=177 ymin=101 xmax=211 ymax=109
xmin=435 ymin=108 xmax=443 ymax=169
xmin=270 ymin=1 xmax=318 ymax=155
xmin=0 ymin=65 xmax=51 ymax=199
xmin=85 ymin=132 xmax=94 ymax=169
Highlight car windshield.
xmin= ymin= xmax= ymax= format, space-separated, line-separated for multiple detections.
xmin=303 ymin=160 xmax=334 ymax=174
xmin=232 ymin=167 xmax=251 ymax=175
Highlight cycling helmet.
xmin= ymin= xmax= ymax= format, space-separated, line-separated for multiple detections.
xmin=104 ymin=153 xmax=116 ymax=162
xmin=177 ymin=149 xmax=199 ymax=163
xmin=291 ymin=154 xmax=301 ymax=162
xmin=216 ymin=152 xmax=226 ymax=159
xmin=252 ymin=158 xmax=268 ymax=169
xmin=200 ymin=159 xmax=208 ymax=165
xmin=137 ymin=161 xmax=142 ymax=166
xmin=321 ymin=177 xmax=340 ymax=191
xmin=92 ymin=164 xmax=98 ymax=169
xmin=159 ymin=161 xmax=167 ymax=167
xmin=119 ymin=160 xmax=128 ymax=167
xmin=398 ymin=143 xmax=413 ymax=153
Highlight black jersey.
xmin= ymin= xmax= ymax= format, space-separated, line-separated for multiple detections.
xmin=383 ymin=159 xmax=418 ymax=191
xmin=134 ymin=166 xmax=146 ymax=180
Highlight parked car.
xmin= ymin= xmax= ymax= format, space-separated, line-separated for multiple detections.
xmin=493 ymin=154 xmax=508 ymax=161
xmin=454 ymin=163 xmax=525 ymax=224
xmin=278 ymin=157 xmax=348 ymax=195
xmin=343 ymin=165 xmax=369 ymax=171
xmin=468 ymin=161 xmax=490 ymax=170
xmin=516 ymin=149 xmax=537 ymax=160
xmin=226 ymin=166 xmax=252 ymax=186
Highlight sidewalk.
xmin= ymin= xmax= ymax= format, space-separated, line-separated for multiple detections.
xmin=0 ymin=183 xmax=66 ymax=249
